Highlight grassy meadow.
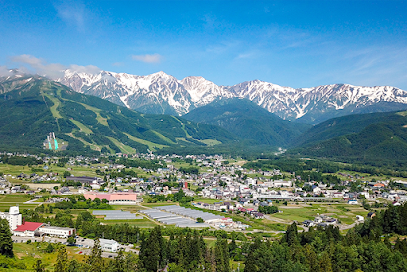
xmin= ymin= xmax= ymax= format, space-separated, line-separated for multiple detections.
xmin=1 ymin=242 xmax=85 ymax=271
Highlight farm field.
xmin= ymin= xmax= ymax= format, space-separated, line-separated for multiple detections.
xmin=101 ymin=218 xmax=158 ymax=228
xmin=0 ymin=204 xmax=39 ymax=212
xmin=1 ymin=164 xmax=96 ymax=181
xmin=270 ymin=203 xmax=368 ymax=225
xmin=140 ymin=202 xmax=177 ymax=208
xmin=0 ymin=194 xmax=40 ymax=212
xmin=0 ymin=194 xmax=31 ymax=202
xmin=194 ymin=198 xmax=226 ymax=204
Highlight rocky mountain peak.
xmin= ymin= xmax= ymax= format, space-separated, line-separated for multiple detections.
xmin=57 ymin=69 xmax=407 ymax=124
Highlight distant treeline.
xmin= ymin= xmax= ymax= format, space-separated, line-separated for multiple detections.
xmin=117 ymin=158 xmax=166 ymax=171
xmin=0 ymin=155 xmax=43 ymax=166
xmin=242 ymin=157 xmax=407 ymax=178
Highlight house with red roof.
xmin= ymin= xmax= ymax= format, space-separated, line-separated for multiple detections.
xmin=13 ymin=222 xmax=44 ymax=237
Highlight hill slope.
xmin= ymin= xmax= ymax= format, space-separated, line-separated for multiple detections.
xmin=293 ymin=111 xmax=406 ymax=147
xmin=296 ymin=111 xmax=407 ymax=161
xmin=0 ymin=75 xmax=235 ymax=154
xmin=183 ymin=98 xmax=310 ymax=147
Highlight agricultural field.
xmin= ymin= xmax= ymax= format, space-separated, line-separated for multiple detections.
xmin=194 ymin=197 xmax=226 ymax=204
xmin=0 ymin=194 xmax=31 ymax=203
xmin=0 ymin=164 xmax=35 ymax=176
xmin=0 ymin=204 xmax=39 ymax=212
xmin=101 ymin=218 xmax=158 ymax=228
xmin=0 ymin=164 xmax=101 ymax=182
xmin=0 ymin=194 xmax=39 ymax=212
xmin=139 ymin=202 xmax=177 ymax=208
xmin=270 ymin=203 xmax=368 ymax=225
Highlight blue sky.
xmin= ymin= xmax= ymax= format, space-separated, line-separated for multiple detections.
xmin=1 ymin=0 xmax=406 ymax=89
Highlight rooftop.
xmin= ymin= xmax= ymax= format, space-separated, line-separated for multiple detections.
xmin=14 ymin=222 xmax=43 ymax=232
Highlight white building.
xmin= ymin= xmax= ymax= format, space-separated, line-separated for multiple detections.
xmin=13 ymin=222 xmax=44 ymax=237
xmin=39 ymin=225 xmax=76 ymax=238
xmin=100 ymin=239 xmax=120 ymax=252
xmin=0 ymin=206 xmax=22 ymax=230
xmin=273 ymin=180 xmax=292 ymax=187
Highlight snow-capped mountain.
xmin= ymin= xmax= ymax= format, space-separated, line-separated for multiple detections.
xmin=58 ymin=70 xmax=407 ymax=124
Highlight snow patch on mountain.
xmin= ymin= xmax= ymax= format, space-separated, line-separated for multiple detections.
xmin=57 ymin=70 xmax=407 ymax=123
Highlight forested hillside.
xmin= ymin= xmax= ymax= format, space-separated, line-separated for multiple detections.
xmin=0 ymin=76 xmax=235 ymax=154
xmin=294 ymin=111 xmax=406 ymax=147
xmin=184 ymin=98 xmax=310 ymax=147
xmin=295 ymin=111 xmax=407 ymax=162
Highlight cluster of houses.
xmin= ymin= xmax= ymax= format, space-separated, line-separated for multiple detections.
xmin=303 ymin=215 xmax=338 ymax=228
xmin=194 ymin=201 xmax=266 ymax=219
xmin=3 ymin=153 xmax=407 ymax=214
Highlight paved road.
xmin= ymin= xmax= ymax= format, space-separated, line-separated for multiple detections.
xmin=24 ymin=199 xmax=43 ymax=204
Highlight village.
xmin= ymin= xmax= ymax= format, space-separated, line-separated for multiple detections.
xmin=1 ymin=152 xmax=407 ymax=253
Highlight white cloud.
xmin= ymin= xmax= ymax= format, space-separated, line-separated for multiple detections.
xmin=236 ymin=52 xmax=256 ymax=60
xmin=311 ymin=45 xmax=407 ymax=89
xmin=132 ymin=54 xmax=162 ymax=63
xmin=54 ymin=0 xmax=86 ymax=32
xmin=0 ymin=66 xmax=14 ymax=77
xmin=68 ymin=64 xmax=101 ymax=74
xmin=10 ymin=54 xmax=101 ymax=79
xmin=11 ymin=54 xmax=65 ymax=78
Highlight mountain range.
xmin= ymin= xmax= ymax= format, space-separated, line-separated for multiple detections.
xmin=58 ymin=70 xmax=407 ymax=124
xmin=2 ymin=71 xmax=407 ymax=162
xmin=0 ymin=75 xmax=234 ymax=154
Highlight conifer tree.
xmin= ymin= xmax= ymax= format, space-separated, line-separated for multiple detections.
xmin=54 ymin=246 xmax=68 ymax=272
xmin=67 ymin=259 xmax=81 ymax=272
xmin=139 ymin=226 xmax=165 ymax=272
xmin=123 ymin=252 xmax=138 ymax=272
xmin=215 ymin=238 xmax=230 ymax=272
xmin=34 ymin=259 xmax=45 ymax=272
xmin=319 ymin=251 xmax=333 ymax=272
xmin=282 ymin=222 xmax=299 ymax=246
xmin=0 ymin=218 xmax=13 ymax=257
xmin=86 ymin=238 xmax=104 ymax=272
xmin=110 ymin=249 xmax=125 ymax=272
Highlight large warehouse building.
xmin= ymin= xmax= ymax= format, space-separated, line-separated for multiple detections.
xmin=83 ymin=192 xmax=138 ymax=204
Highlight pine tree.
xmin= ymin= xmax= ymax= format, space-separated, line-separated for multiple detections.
xmin=86 ymin=238 xmax=104 ymax=272
xmin=111 ymin=249 xmax=125 ymax=272
xmin=67 ymin=259 xmax=81 ymax=272
xmin=303 ymin=244 xmax=319 ymax=272
xmin=0 ymin=218 xmax=13 ymax=257
xmin=34 ymin=259 xmax=45 ymax=272
xmin=124 ymin=252 xmax=138 ymax=272
xmin=215 ymin=238 xmax=230 ymax=272
xmin=319 ymin=251 xmax=333 ymax=272
xmin=54 ymin=246 xmax=68 ymax=272
xmin=282 ymin=222 xmax=299 ymax=246
xmin=139 ymin=226 xmax=164 ymax=272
